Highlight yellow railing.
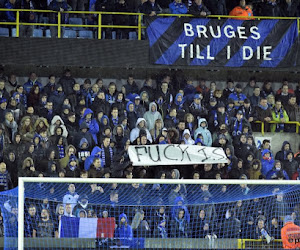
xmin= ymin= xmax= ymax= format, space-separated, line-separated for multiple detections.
xmin=255 ymin=120 xmax=300 ymax=135
xmin=0 ymin=9 xmax=299 ymax=40
xmin=239 ymin=239 xmax=282 ymax=249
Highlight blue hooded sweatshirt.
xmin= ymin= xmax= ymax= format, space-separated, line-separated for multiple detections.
xmin=115 ymin=213 xmax=133 ymax=244
xmin=79 ymin=108 xmax=99 ymax=144
xmin=261 ymin=149 xmax=275 ymax=177
xmin=84 ymin=146 xmax=102 ymax=171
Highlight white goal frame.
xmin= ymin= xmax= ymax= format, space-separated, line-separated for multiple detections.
xmin=18 ymin=177 xmax=300 ymax=249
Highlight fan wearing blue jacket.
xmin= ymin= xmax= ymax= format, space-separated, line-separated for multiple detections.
xmin=169 ymin=0 xmax=188 ymax=15
xmin=266 ymin=160 xmax=289 ymax=180
xmin=79 ymin=108 xmax=99 ymax=145
xmin=261 ymin=149 xmax=275 ymax=177
xmin=115 ymin=213 xmax=133 ymax=246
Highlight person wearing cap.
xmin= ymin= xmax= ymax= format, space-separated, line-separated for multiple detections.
xmin=229 ymin=110 xmax=251 ymax=138
xmin=208 ymin=101 xmax=229 ymax=132
xmin=228 ymin=83 xmax=247 ymax=109
xmin=238 ymin=98 xmax=255 ymax=123
xmin=134 ymin=95 xmax=146 ymax=119
xmin=188 ymin=93 xmax=207 ymax=119
xmin=281 ymin=215 xmax=300 ymax=249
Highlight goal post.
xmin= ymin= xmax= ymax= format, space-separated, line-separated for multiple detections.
xmin=16 ymin=177 xmax=300 ymax=249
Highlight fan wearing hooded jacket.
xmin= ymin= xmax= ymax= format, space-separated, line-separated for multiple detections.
xmin=78 ymin=108 xmax=99 ymax=145
xmin=261 ymin=149 xmax=275 ymax=177
xmin=143 ymin=102 xmax=163 ymax=131
xmin=194 ymin=118 xmax=212 ymax=146
xmin=115 ymin=213 xmax=133 ymax=246
xmin=129 ymin=118 xmax=152 ymax=143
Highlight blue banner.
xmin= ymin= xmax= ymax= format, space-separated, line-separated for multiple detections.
xmin=146 ymin=17 xmax=300 ymax=68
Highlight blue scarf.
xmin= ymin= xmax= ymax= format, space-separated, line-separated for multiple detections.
xmin=214 ymin=111 xmax=228 ymax=127
xmin=232 ymin=118 xmax=243 ymax=136
xmin=258 ymin=104 xmax=268 ymax=110
xmin=158 ymin=225 xmax=168 ymax=238
xmin=275 ymin=108 xmax=284 ymax=132
xmin=175 ymin=217 xmax=185 ymax=233
xmin=101 ymin=145 xmax=113 ymax=167
xmin=112 ymin=117 xmax=119 ymax=126
xmin=0 ymin=135 xmax=3 ymax=152
xmin=57 ymin=145 xmax=65 ymax=159
xmin=69 ymin=163 xmax=77 ymax=171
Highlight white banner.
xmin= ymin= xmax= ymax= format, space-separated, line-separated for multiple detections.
xmin=128 ymin=144 xmax=227 ymax=166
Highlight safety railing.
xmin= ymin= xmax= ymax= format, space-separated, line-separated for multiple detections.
xmin=239 ymin=239 xmax=282 ymax=249
xmin=255 ymin=121 xmax=300 ymax=136
xmin=0 ymin=9 xmax=300 ymax=40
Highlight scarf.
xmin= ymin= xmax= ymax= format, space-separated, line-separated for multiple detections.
xmin=175 ymin=217 xmax=185 ymax=232
xmin=258 ymin=104 xmax=268 ymax=110
xmin=112 ymin=117 xmax=119 ymax=126
xmin=0 ymin=171 xmax=9 ymax=190
xmin=0 ymin=135 xmax=3 ymax=152
xmin=214 ymin=111 xmax=228 ymax=127
xmin=232 ymin=118 xmax=243 ymax=136
xmin=274 ymin=108 xmax=284 ymax=132
xmin=241 ymin=106 xmax=252 ymax=119
xmin=101 ymin=145 xmax=113 ymax=166
xmin=193 ymin=102 xmax=201 ymax=109
xmin=69 ymin=163 xmax=77 ymax=171
xmin=57 ymin=145 xmax=65 ymax=159
xmin=158 ymin=225 xmax=168 ymax=238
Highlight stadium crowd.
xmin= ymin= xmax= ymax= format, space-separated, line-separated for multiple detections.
xmin=1 ymin=0 xmax=300 ymax=38
xmin=0 ymin=70 xmax=299 ymax=241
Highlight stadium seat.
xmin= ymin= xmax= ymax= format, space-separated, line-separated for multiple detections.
xmin=0 ymin=27 xmax=9 ymax=37
xmin=78 ymin=30 xmax=94 ymax=39
xmin=33 ymin=29 xmax=43 ymax=38
xmin=12 ymin=28 xmax=16 ymax=37
xmin=129 ymin=31 xmax=137 ymax=40
xmin=63 ymin=29 xmax=77 ymax=38
xmin=45 ymin=29 xmax=51 ymax=38
xmin=69 ymin=17 xmax=83 ymax=31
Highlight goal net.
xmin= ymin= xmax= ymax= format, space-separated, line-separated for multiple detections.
xmin=1 ymin=178 xmax=300 ymax=249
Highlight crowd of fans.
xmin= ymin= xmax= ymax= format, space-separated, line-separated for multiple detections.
xmin=0 ymin=70 xmax=300 ymax=186
xmin=1 ymin=0 xmax=300 ymax=38
xmin=0 ymin=69 xmax=299 ymax=241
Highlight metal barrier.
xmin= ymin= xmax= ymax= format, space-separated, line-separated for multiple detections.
xmin=255 ymin=121 xmax=300 ymax=136
xmin=239 ymin=239 xmax=282 ymax=249
xmin=0 ymin=9 xmax=299 ymax=40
